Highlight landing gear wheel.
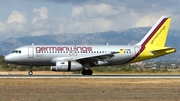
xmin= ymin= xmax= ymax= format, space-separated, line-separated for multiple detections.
xmin=28 ymin=65 xmax=33 ymax=76
xmin=87 ymin=70 xmax=93 ymax=75
xmin=81 ymin=69 xmax=93 ymax=75
xmin=28 ymin=71 xmax=33 ymax=75
xmin=82 ymin=70 xmax=87 ymax=75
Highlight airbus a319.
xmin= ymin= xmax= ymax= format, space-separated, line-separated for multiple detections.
xmin=4 ymin=15 xmax=175 ymax=75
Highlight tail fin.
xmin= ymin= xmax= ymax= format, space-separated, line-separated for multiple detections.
xmin=136 ymin=15 xmax=171 ymax=47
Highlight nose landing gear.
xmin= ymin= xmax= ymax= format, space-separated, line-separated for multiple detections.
xmin=28 ymin=71 xmax=33 ymax=75
xmin=28 ymin=65 xmax=33 ymax=75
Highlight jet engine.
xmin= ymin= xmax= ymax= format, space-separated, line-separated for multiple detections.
xmin=51 ymin=61 xmax=83 ymax=71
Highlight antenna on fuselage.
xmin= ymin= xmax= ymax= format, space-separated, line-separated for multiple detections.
xmin=106 ymin=43 xmax=109 ymax=45
xmin=32 ymin=43 xmax=34 ymax=46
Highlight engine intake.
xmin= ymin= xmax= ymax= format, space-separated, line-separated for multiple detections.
xmin=51 ymin=61 xmax=83 ymax=71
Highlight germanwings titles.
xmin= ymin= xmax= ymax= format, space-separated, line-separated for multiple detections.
xmin=36 ymin=46 xmax=92 ymax=53
xmin=4 ymin=15 xmax=176 ymax=75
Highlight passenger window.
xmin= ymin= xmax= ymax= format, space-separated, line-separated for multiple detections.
xmin=19 ymin=50 xmax=21 ymax=53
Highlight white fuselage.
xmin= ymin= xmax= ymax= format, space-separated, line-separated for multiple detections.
xmin=5 ymin=45 xmax=140 ymax=66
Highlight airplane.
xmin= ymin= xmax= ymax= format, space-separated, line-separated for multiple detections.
xmin=4 ymin=15 xmax=175 ymax=75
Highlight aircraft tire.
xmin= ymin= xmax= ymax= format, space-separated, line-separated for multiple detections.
xmin=87 ymin=70 xmax=93 ymax=75
xmin=28 ymin=71 xmax=33 ymax=75
xmin=82 ymin=69 xmax=93 ymax=75
xmin=82 ymin=70 xmax=87 ymax=75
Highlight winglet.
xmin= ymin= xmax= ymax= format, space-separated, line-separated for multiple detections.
xmin=136 ymin=15 xmax=171 ymax=47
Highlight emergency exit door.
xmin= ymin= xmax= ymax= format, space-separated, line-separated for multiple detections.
xmin=28 ymin=47 xmax=34 ymax=58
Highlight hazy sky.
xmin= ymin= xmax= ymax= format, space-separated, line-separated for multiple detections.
xmin=0 ymin=0 xmax=179 ymax=40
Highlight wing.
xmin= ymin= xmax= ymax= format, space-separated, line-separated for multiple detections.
xmin=74 ymin=52 xmax=119 ymax=61
xmin=51 ymin=52 xmax=119 ymax=63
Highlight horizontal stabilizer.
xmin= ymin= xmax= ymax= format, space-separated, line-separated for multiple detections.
xmin=151 ymin=47 xmax=176 ymax=55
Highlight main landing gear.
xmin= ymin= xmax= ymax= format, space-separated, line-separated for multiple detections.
xmin=81 ymin=63 xmax=93 ymax=75
xmin=28 ymin=65 xmax=33 ymax=75
xmin=82 ymin=69 xmax=93 ymax=75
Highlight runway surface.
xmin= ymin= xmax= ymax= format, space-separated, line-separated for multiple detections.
xmin=1 ymin=74 xmax=180 ymax=78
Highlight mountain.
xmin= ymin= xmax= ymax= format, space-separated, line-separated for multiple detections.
xmin=0 ymin=27 xmax=179 ymax=61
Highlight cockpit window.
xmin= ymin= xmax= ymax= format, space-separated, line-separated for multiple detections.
xmin=12 ymin=50 xmax=18 ymax=53
xmin=12 ymin=50 xmax=22 ymax=53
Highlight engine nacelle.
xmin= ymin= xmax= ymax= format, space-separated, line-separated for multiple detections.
xmin=51 ymin=61 xmax=83 ymax=71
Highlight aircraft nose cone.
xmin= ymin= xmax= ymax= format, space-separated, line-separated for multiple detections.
xmin=4 ymin=55 xmax=12 ymax=62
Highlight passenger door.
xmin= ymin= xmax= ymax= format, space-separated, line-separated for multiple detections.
xmin=28 ymin=47 xmax=34 ymax=58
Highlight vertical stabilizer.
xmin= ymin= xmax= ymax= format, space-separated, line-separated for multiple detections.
xmin=136 ymin=15 xmax=171 ymax=47
xmin=129 ymin=16 xmax=175 ymax=63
